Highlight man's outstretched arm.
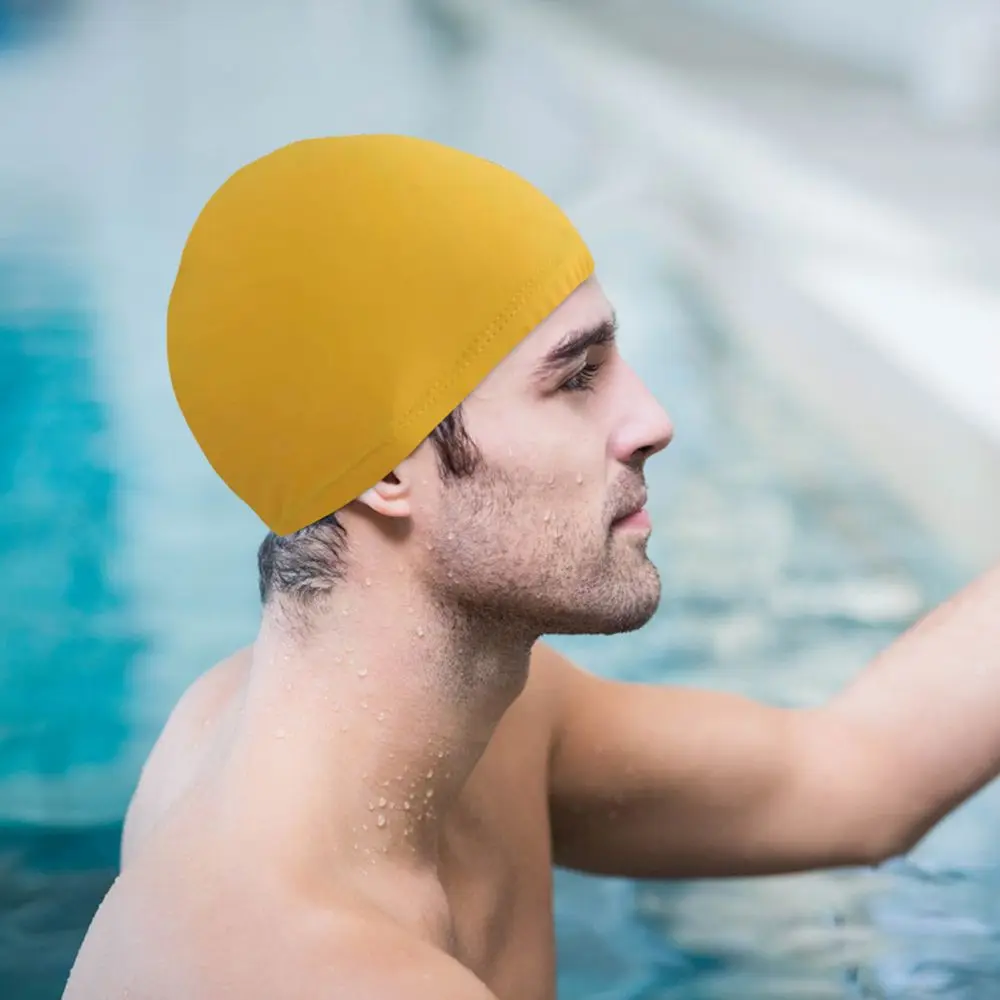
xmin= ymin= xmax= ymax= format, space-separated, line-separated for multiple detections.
xmin=544 ymin=562 xmax=1000 ymax=879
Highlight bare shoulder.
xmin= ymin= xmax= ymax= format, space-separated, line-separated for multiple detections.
xmin=121 ymin=647 xmax=250 ymax=866
xmin=246 ymin=910 xmax=501 ymax=1000
xmin=65 ymin=869 xmax=497 ymax=1000
xmin=528 ymin=639 xmax=591 ymax=685
xmin=517 ymin=640 xmax=595 ymax=743
xmin=319 ymin=925 xmax=502 ymax=999
xmin=525 ymin=639 xmax=599 ymax=718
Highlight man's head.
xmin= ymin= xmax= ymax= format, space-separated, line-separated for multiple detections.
xmin=167 ymin=135 xmax=671 ymax=639
xmin=259 ymin=276 xmax=672 ymax=636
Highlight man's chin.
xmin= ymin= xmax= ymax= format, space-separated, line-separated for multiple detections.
xmin=544 ymin=587 xmax=661 ymax=637
xmin=613 ymin=593 xmax=661 ymax=635
xmin=617 ymin=569 xmax=662 ymax=633
xmin=545 ymin=611 xmax=657 ymax=638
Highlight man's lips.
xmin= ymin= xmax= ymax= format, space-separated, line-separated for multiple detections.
xmin=613 ymin=507 xmax=652 ymax=530
xmin=611 ymin=493 xmax=650 ymax=528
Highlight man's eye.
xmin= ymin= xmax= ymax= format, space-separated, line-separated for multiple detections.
xmin=561 ymin=363 xmax=602 ymax=393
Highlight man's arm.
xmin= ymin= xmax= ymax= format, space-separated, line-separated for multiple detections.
xmin=544 ymin=561 xmax=1000 ymax=879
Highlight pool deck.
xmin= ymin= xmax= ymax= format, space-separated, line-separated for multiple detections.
xmin=469 ymin=0 xmax=1000 ymax=575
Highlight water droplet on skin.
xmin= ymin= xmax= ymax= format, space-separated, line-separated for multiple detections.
xmin=362 ymin=824 xmax=368 ymax=831
xmin=377 ymin=711 xmax=386 ymax=722
xmin=403 ymin=801 xmax=411 ymax=811
xmin=447 ymin=532 xmax=455 ymax=541
xmin=360 ymin=701 xmax=368 ymax=710
xmin=378 ymin=796 xmax=387 ymax=807
xmin=543 ymin=511 xmax=551 ymax=523
xmin=426 ymin=789 xmax=434 ymax=799
xmin=576 ymin=472 xmax=584 ymax=484
xmin=357 ymin=667 xmax=368 ymax=678
xmin=364 ymin=577 xmax=371 ymax=587
xmin=416 ymin=626 xmax=425 ymax=638
xmin=368 ymin=802 xmax=375 ymax=811
xmin=377 ymin=814 xmax=387 ymax=828
xmin=427 ymin=769 xmax=434 ymax=779
xmin=273 ymin=728 xmax=286 ymax=739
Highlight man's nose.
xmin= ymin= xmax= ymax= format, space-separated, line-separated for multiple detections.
xmin=611 ymin=366 xmax=674 ymax=465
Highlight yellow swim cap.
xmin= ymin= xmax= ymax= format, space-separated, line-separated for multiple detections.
xmin=167 ymin=134 xmax=595 ymax=536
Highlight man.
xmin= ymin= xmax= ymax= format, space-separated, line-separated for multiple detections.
xmin=64 ymin=134 xmax=1000 ymax=1000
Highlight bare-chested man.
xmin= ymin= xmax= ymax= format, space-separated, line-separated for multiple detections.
xmin=64 ymin=135 xmax=1000 ymax=999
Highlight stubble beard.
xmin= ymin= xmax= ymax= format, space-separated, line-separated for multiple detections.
xmin=425 ymin=464 xmax=661 ymax=641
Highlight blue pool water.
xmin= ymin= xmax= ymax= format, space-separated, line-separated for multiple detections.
xmin=2 ymin=2 xmax=998 ymax=998
xmin=0 ymin=1 xmax=67 ymax=50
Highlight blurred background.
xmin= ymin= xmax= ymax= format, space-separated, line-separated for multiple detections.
xmin=2 ymin=0 xmax=999 ymax=997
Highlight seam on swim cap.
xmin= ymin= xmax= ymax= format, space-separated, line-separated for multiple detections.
xmin=396 ymin=240 xmax=595 ymax=438
xmin=283 ymin=239 xmax=594 ymax=533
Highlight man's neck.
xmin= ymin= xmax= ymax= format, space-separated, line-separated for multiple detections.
xmin=222 ymin=572 xmax=535 ymax=884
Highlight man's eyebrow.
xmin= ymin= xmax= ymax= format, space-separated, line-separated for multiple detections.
xmin=533 ymin=315 xmax=618 ymax=382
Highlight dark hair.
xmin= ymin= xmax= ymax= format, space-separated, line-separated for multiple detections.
xmin=257 ymin=404 xmax=481 ymax=609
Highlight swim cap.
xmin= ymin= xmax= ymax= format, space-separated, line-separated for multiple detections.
xmin=167 ymin=134 xmax=594 ymax=536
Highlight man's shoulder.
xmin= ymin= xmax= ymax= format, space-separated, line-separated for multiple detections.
xmin=525 ymin=639 xmax=602 ymax=724
xmin=68 ymin=865 xmax=497 ymax=1000
xmin=121 ymin=647 xmax=251 ymax=863
xmin=528 ymin=639 xmax=586 ymax=681
xmin=212 ymin=898 xmax=500 ymax=1000
xmin=305 ymin=921 xmax=501 ymax=999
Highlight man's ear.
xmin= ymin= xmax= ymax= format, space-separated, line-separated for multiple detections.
xmin=356 ymin=469 xmax=411 ymax=519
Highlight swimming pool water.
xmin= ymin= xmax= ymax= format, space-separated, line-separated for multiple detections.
xmin=2 ymin=2 xmax=998 ymax=997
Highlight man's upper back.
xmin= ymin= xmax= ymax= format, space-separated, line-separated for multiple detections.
xmin=65 ymin=858 xmax=502 ymax=999
xmin=66 ymin=643 xmax=565 ymax=999
xmin=119 ymin=648 xmax=250 ymax=868
xmin=119 ymin=643 xmax=559 ymax=870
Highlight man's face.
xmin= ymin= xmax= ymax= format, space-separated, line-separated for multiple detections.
xmin=409 ymin=276 xmax=674 ymax=636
